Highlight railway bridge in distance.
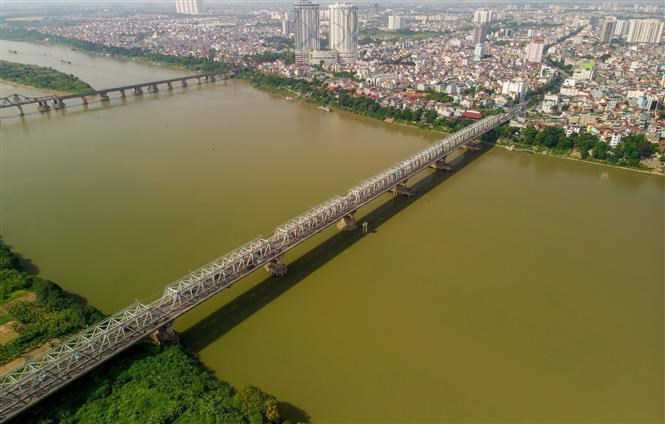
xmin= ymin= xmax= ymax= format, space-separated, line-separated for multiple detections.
xmin=0 ymin=106 xmax=520 ymax=423
xmin=0 ymin=72 xmax=224 ymax=116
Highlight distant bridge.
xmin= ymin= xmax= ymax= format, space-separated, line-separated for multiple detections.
xmin=0 ymin=73 xmax=223 ymax=115
xmin=0 ymin=105 xmax=519 ymax=422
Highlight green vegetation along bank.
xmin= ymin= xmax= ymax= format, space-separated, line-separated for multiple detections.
xmin=0 ymin=242 xmax=103 ymax=366
xmin=0 ymin=242 xmax=299 ymax=423
xmin=0 ymin=60 xmax=94 ymax=93
xmin=2 ymin=26 xmax=661 ymax=174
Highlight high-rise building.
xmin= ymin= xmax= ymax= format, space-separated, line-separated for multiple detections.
xmin=626 ymin=19 xmax=664 ymax=44
xmin=614 ymin=19 xmax=629 ymax=37
xmin=525 ymin=38 xmax=545 ymax=63
xmin=282 ymin=12 xmax=294 ymax=35
xmin=600 ymin=17 xmax=617 ymax=43
xmin=368 ymin=2 xmax=379 ymax=17
xmin=473 ymin=9 xmax=494 ymax=25
xmin=388 ymin=16 xmax=406 ymax=31
xmin=294 ymin=0 xmax=320 ymax=64
xmin=176 ymin=0 xmax=203 ymax=15
xmin=329 ymin=3 xmax=359 ymax=64
xmin=472 ymin=24 xmax=487 ymax=44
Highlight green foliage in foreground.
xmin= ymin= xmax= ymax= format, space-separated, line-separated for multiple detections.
xmin=0 ymin=60 xmax=93 ymax=93
xmin=20 ymin=344 xmax=290 ymax=424
xmin=0 ymin=243 xmax=103 ymax=365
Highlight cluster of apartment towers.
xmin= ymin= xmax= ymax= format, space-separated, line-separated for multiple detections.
xmin=286 ymin=1 xmax=361 ymax=65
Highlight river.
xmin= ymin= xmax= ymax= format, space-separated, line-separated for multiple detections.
xmin=1 ymin=39 xmax=663 ymax=422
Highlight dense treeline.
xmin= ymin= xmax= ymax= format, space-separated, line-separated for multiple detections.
xmin=0 ymin=243 xmax=103 ymax=364
xmin=0 ymin=241 xmax=300 ymax=423
xmin=488 ymin=125 xmax=658 ymax=167
xmin=241 ymin=71 xmax=475 ymax=132
xmin=0 ymin=60 xmax=93 ymax=93
xmin=22 ymin=344 xmax=294 ymax=424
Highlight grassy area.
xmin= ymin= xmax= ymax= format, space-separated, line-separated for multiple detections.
xmin=0 ymin=243 xmax=103 ymax=365
xmin=0 ymin=60 xmax=94 ymax=93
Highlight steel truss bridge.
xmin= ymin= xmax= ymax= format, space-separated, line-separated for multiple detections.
xmin=0 ymin=109 xmax=517 ymax=422
xmin=0 ymin=73 xmax=223 ymax=116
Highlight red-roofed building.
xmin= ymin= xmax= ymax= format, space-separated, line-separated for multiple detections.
xmin=462 ymin=110 xmax=483 ymax=120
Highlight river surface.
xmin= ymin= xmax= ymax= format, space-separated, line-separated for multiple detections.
xmin=1 ymin=39 xmax=663 ymax=422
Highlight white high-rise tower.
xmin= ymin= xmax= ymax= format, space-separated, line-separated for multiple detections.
xmin=176 ymin=0 xmax=203 ymax=15
xmin=294 ymin=0 xmax=320 ymax=64
xmin=329 ymin=3 xmax=359 ymax=64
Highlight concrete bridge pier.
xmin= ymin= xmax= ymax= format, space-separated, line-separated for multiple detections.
xmin=119 ymin=89 xmax=126 ymax=98
xmin=148 ymin=321 xmax=179 ymax=345
xmin=16 ymin=104 xmax=24 ymax=116
xmin=150 ymin=84 xmax=159 ymax=93
xmin=134 ymin=87 xmax=143 ymax=96
xmin=81 ymin=96 xmax=88 ymax=105
xmin=391 ymin=181 xmax=414 ymax=197
xmin=209 ymin=75 xmax=216 ymax=82
xmin=52 ymin=99 xmax=66 ymax=110
xmin=181 ymin=79 xmax=188 ymax=87
xmin=337 ymin=211 xmax=359 ymax=231
xmin=99 ymin=92 xmax=110 ymax=102
xmin=37 ymin=101 xmax=50 ymax=112
xmin=167 ymin=82 xmax=173 ymax=90
xmin=430 ymin=157 xmax=453 ymax=171
xmin=196 ymin=77 xmax=202 ymax=85
xmin=265 ymin=257 xmax=288 ymax=277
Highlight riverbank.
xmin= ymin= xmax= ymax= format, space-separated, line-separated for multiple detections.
xmin=0 ymin=60 xmax=94 ymax=93
xmin=1 ymin=28 xmax=662 ymax=177
xmin=0 ymin=78 xmax=69 ymax=96
xmin=0 ymin=241 xmax=300 ymax=423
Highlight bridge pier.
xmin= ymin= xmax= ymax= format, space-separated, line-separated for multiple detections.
xmin=53 ymin=99 xmax=66 ymax=110
xmin=391 ymin=181 xmax=414 ymax=197
xmin=37 ymin=101 xmax=50 ymax=112
xmin=265 ymin=257 xmax=288 ymax=277
xmin=181 ymin=79 xmax=188 ymax=87
xmin=148 ymin=322 xmax=179 ymax=345
xmin=337 ymin=211 xmax=359 ymax=231
xmin=120 ymin=89 xmax=126 ymax=98
xmin=150 ymin=84 xmax=159 ymax=93
xmin=134 ymin=87 xmax=143 ymax=96
xmin=209 ymin=75 xmax=216 ymax=82
xmin=196 ymin=77 xmax=202 ymax=85
xmin=167 ymin=82 xmax=173 ymax=90
xmin=16 ymin=104 xmax=24 ymax=116
xmin=430 ymin=157 xmax=453 ymax=171
xmin=99 ymin=92 xmax=110 ymax=102
xmin=81 ymin=96 xmax=88 ymax=105
xmin=463 ymin=141 xmax=482 ymax=151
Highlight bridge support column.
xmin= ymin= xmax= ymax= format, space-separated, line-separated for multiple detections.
xmin=391 ymin=181 xmax=413 ymax=197
xmin=37 ymin=101 xmax=50 ymax=112
xmin=99 ymin=92 xmax=110 ymax=102
xmin=151 ymin=84 xmax=159 ymax=93
xmin=197 ymin=77 xmax=201 ymax=85
xmin=265 ymin=257 xmax=288 ymax=277
xmin=209 ymin=75 xmax=216 ymax=82
xmin=16 ymin=104 xmax=24 ymax=116
xmin=134 ymin=87 xmax=143 ymax=96
xmin=53 ymin=99 xmax=66 ymax=110
xmin=167 ymin=82 xmax=173 ymax=90
xmin=181 ymin=79 xmax=188 ymax=87
xmin=430 ymin=157 xmax=453 ymax=171
xmin=81 ymin=96 xmax=88 ymax=105
xmin=148 ymin=322 xmax=179 ymax=345
xmin=337 ymin=211 xmax=359 ymax=231
xmin=120 ymin=89 xmax=126 ymax=98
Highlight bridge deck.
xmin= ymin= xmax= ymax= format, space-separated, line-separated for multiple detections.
xmin=0 ymin=108 xmax=516 ymax=422
xmin=0 ymin=73 xmax=222 ymax=109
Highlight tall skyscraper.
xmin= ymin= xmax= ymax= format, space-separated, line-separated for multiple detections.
xmin=473 ymin=9 xmax=494 ymax=25
xmin=176 ymin=0 xmax=203 ymax=15
xmin=388 ymin=16 xmax=406 ymax=31
xmin=600 ymin=18 xmax=617 ymax=43
xmin=329 ymin=3 xmax=359 ymax=64
xmin=472 ymin=24 xmax=487 ymax=44
xmin=368 ymin=3 xmax=379 ymax=17
xmin=626 ymin=19 xmax=664 ymax=44
xmin=525 ymin=38 xmax=545 ymax=63
xmin=294 ymin=0 xmax=320 ymax=64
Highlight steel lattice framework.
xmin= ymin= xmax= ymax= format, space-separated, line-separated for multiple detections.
xmin=0 ymin=109 xmax=515 ymax=422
